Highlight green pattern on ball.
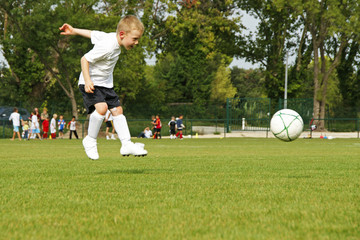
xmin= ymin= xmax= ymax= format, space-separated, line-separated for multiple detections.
xmin=273 ymin=112 xmax=302 ymax=141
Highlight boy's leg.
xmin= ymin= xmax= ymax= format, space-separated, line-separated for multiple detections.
xmin=83 ymin=106 xmax=106 ymax=160
xmin=105 ymin=126 xmax=110 ymax=140
xmin=88 ymin=109 xmax=106 ymax=139
xmin=110 ymin=107 xmax=147 ymax=156
xmin=69 ymin=130 xmax=72 ymax=139
xmin=74 ymin=130 xmax=79 ymax=139
xmin=111 ymin=127 xmax=116 ymax=140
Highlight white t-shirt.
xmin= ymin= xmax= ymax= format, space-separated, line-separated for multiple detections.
xmin=31 ymin=115 xmax=39 ymax=129
xmin=69 ymin=121 xmax=77 ymax=131
xmin=78 ymin=31 xmax=121 ymax=88
xmin=144 ymin=129 xmax=152 ymax=138
xmin=106 ymin=110 xmax=113 ymax=121
xmin=9 ymin=112 xmax=21 ymax=127
xmin=50 ymin=118 xmax=56 ymax=133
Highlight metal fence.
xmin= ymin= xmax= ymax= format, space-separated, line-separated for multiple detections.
xmin=2 ymin=117 xmax=360 ymax=139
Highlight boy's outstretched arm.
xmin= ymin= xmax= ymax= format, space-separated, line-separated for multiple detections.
xmin=59 ymin=23 xmax=92 ymax=38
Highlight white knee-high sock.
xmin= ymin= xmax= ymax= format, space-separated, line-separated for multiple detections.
xmin=88 ymin=110 xmax=105 ymax=139
xmin=112 ymin=114 xmax=131 ymax=145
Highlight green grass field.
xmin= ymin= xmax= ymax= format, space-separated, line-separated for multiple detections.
xmin=0 ymin=137 xmax=359 ymax=239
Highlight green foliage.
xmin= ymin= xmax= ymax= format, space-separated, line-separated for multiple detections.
xmin=154 ymin=0 xmax=242 ymax=105
xmin=236 ymin=0 xmax=298 ymax=99
xmin=210 ymin=61 xmax=236 ymax=104
xmin=230 ymin=67 xmax=266 ymax=98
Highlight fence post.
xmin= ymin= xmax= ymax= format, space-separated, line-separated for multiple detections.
xmin=357 ymin=118 xmax=359 ymax=139
xmin=190 ymin=119 xmax=193 ymax=139
xmin=226 ymin=98 xmax=230 ymax=133
xmin=82 ymin=120 xmax=85 ymax=139
xmin=2 ymin=120 xmax=5 ymax=138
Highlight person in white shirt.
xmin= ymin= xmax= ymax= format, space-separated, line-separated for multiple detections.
xmin=50 ymin=114 xmax=57 ymax=139
xmin=59 ymin=15 xmax=147 ymax=160
xmin=9 ymin=107 xmax=22 ymax=141
xmin=105 ymin=110 xmax=116 ymax=140
xmin=137 ymin=127 xmax=152 ymax=139
xmin=29 ymin=110 xmax=42 ymax=140
xmin=67 ymin=116 xmax=79 ymax=139
xmin=144 ymin=127 xmax=152 ymax=138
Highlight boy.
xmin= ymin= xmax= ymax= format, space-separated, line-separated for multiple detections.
xmin=22 ymin=121 xmax=29 ymax=140
xmin=42 ymin=116 xmax=49 ymax=139
xmin=168 ymin=116 xmax=177 ymax=139
xmin=176 ymin=115 xmax=185 ymax=140
xmin=59 ymin=15 xmax=147 ymax=160
xmin=9 ymin=107 xmax=22 ymax=141
xmin=30 ymin=110 xmax=42 ymax=140
xmin=105 ymin=110 xmax=116 ymax=140
xmin=153 ymin=115 xmax=162 ymax=139
xmin=58 ymin=115 xmax=66 ymax=139
xmin=67 ymin=116 xmax=79 ymax=139
xmin=50 ymin=114 xmax=57 ymax=139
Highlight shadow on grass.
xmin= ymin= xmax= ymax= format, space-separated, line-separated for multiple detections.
xmin=96 ymin=169 xmax=174 ymax=175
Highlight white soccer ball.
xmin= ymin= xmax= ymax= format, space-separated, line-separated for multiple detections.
xmin=270 ymin=109 xmax=304 ymax=142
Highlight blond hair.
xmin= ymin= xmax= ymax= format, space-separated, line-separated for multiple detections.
xmin=116 ymin=15 xmax=144 ymax=35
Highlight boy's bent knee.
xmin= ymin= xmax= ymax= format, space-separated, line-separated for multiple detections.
xmin=94 ymin=102 xmax=108 ymax=115
xmin=110 ymin=106 xmax=123 ymax=116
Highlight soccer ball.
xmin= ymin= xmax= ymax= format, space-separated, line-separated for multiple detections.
xmin=270 ymin=109 xmax=304 ymax=142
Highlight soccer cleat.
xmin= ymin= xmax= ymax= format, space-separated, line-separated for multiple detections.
xmin=106 ymin=136 xmax=110 ymax=140
xmin=82 ymin=136 xmax=99 ymax=160
xmin=111 ymin=135 xmax=117 ymax=140
xmin=120 ymin=142 xmax=147 ymax=157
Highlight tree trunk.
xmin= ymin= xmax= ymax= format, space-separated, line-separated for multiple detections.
xmin=70 ymin=94 xmax=78 ymax=119
xmin=312 ymin=32 xmax=321 ymax=127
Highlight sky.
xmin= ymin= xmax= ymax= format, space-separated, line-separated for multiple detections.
xmin=0 ymin=11 xmax=261 ymax=69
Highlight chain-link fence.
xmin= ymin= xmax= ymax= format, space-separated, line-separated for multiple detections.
xmin=2 ymin=117 xmax=360 ymax=139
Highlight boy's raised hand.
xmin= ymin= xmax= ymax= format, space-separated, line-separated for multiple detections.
xmin=59 ymin=23 xmax=74 ymax=35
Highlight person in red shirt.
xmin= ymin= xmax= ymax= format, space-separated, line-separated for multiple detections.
xmin=42 ymin=116 xmax=50 ymax=139
xmin=153 ymin=114 xmax=162 ymax=139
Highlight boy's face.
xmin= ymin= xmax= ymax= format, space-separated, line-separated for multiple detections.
xmin=120 ymin=29 xmax=142 ymax=50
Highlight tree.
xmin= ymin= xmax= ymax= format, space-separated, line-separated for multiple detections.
xmin=230 ymin=67 xmax=266 ymax=98
xmin=210 ymin=60 xmax=237 ymax=104
xmin=154 ymin=0 xmax=242 ymax=105
xmin=0 ymin=0 xmax=108 ymax=117
xmin=236 ymin=0 xmax=298 ymax=99
xmin=276 ymin=0 xmax=360 ymax=129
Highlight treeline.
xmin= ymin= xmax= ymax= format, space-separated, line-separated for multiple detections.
xmin=1 ymin=1 xmax=360 ymax=126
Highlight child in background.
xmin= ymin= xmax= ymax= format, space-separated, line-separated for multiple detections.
xmin=168 ymin=116 xmax=177 ymax=139
xmin=105 ymin=110 xmax=116 ymax=140
xmin=137 ymin=127 xmax=152 ymax=138
xmin=153 ymin=115 xmax=162 ymax=139
xmin=30 ymin=110 xmax=42 ymax=140
xmin=176 ymin=115 xmax=185 ymax=140
xmin=42 ymin=116 xmax=49 ymax=139
xmin=22 ymin=121 xmax=29 ymax=140
xmin=50 ymin=114 xmax=57 ymax=139
xmin=58 ymin=115 xmax=66 ymax=139
xmin=9 ymin=107 xmax=22 ymax=141
xmin=67 ymin=116 xmax=79 ymax=139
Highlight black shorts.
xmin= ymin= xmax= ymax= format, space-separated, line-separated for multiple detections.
xmin=79 ymin=85 xmax=121 ymax=114
xmin=106 ymin=121 xmax=113 ymax=128
xmin=155 ymin=128 xmax=161 ymax=133
xmin=170 ymin=129 xmax=176 ymax=135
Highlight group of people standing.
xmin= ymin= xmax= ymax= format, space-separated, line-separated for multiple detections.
xmin=9 ymin=107 xmax=79 ymax=141
xmin=138 ymin=114 xmax=185 ymax=140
